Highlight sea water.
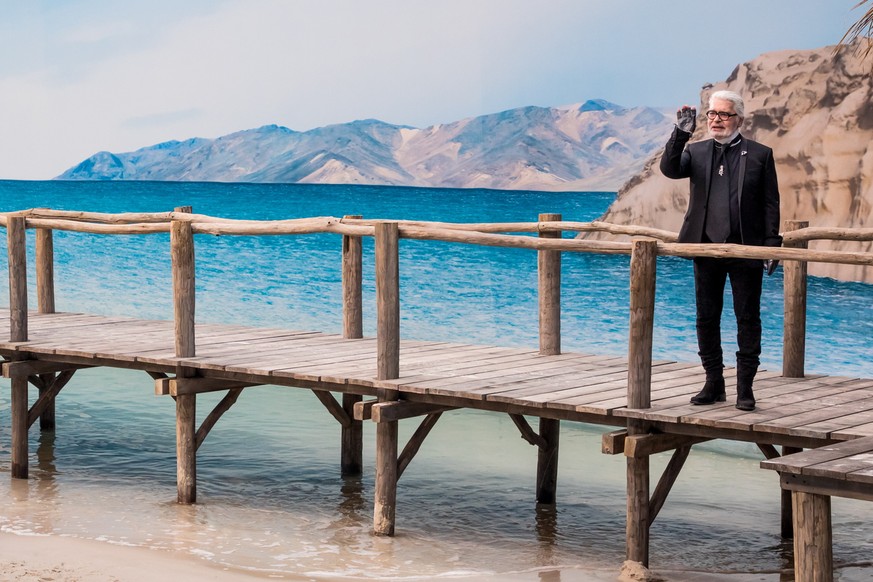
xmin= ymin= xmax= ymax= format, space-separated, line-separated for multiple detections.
xmin=0 ymin=180 xmax=871 ymax=579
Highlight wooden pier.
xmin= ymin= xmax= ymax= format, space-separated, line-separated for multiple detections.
xmin=2 ymin=208 xmax=873 ymax=580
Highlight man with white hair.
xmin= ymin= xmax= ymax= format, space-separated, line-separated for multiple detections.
xmin=660 ymin=90 xmax=782 ymax=411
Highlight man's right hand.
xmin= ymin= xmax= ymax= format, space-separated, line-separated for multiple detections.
xmin=676 ymin=106 xmax=697 ymax=134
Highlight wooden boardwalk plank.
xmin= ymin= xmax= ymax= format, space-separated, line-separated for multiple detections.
xmin=2 ymin=310 xmax=873 ymax=443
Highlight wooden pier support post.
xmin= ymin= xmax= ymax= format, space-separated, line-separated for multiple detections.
xmin=626 ymin=239 xmax=657 ymax=567
xmin=781 ymin=445 xmax=802 ymax=538
xmin=8 ymin=214 xmax=30 ymax=479
xmin=374 ymin=221 xmax=400 ymax=535
xmin=341 ymin=215 xmax=364 ymax=476
xmin=536 ymin=213 xmax=562 ymax=504
xmin=792 ymin=491 xmax=833 ymax=582
xmin=783 ymin=220 xmax=809 ymax=378
xmin=171 ymin=214 xmax=197 ymax=504
xmin=36 ymin=227 xmax=57 ymax=430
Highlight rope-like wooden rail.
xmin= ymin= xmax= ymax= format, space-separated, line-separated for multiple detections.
xmin=1 ymin=209 xmax=872 ymax=266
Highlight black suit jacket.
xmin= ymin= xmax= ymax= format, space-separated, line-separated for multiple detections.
xmin=660 ymin=127 xmax=782 ymax=247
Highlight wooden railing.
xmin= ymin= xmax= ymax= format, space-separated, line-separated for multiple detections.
xmin=3 ymin=207 xmax=873 ymax=398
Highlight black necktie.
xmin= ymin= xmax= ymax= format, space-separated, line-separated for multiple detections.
xmin=705 ymin=144 xmax=731 ymax=243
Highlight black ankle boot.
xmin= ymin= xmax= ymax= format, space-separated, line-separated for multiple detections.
xmin=690 ymin=377 xmax=726 ymax=405
xmin=736 ymin=377 xmax=756 ymax=411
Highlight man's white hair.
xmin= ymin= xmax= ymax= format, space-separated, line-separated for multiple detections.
xmin=709 ymin=90 xmax=745 ymax=118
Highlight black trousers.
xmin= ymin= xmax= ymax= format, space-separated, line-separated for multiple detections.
xmin=693 ymin=257 xmax=764 ymax=379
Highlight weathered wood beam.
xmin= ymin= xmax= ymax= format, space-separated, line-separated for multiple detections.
xmin=648 ymin=444 xmax=692 ymax=527
xmin=342 ymin=214 xmax=364 ymax=340
xmin=757 ymin=443 xmax=780 ymax=460
xmin=626 ymin=239 xmax=657 ymax=568
xmin=312 ymin=390 xmax=352 ymax=428
xmin=164 ymin=377 xmax=258 ymax=396
xmin=625 ymin=433 xmax=711 ymax=458
xmin=508 ymin=413 xmax=548 ymax=449
xmin=27 ymin=369 xmax=76 ymax=428
xmin=28 ymin=375 xmax=47 ymax=390
xmin=602 ymin=429 xmax=628 ymax=455
xmin=7 ymin=213 xmax=28 ymax=342
xmin=792 ymin=491 xmax=833 ymax=581
xmin=374 ymin=387 xmax=400 ymax=536
xmin=372 ymin=401 xmax=456 ymax=423
xmin=783 ymin=219 xmax=809 ymax=378
xmin=36 ymin=227 xmax=55 ymax=314
xmin=396 ymin=412 xmax=443 ymax=480
xmin=147 ymin=370 xmax=168 ymax=380
xmin=782 ymin=473 xmax=873 ymax=503
xmin=781 ymin=446 xmax=802 ymax=539
xmin=536 ymin=417 xmax=560 ymax=504
xmin=538 ymin=212 xmax=561 ymax=355
xmin=11 ymin=375 xmax=28 ymax=478
xmin=195 ymin=388 xmax=244 ymax=451
xmin=375 ymin=222 xmax=400 ymax=381
xmin=353 ymin=399 xmax=378 ymax=421
xmin=341 ymin=393 xmax=363 ymax=476
xmin=3 ymin=360 xmax=91 ymax=378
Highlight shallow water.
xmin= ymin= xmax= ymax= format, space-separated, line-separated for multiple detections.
xmin=0 ymin=181 xmax=872 ymax=579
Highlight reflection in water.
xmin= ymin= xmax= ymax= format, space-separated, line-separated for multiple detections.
xmin=776 ymin=538 xmax=795 ymax=582
xmin=535 ymin=504 xmax=561 ymax=582
xmin=339 ymin=476 xmax=366 ymax=519
xmin=35 ymin=429 xmax=60 ymax=501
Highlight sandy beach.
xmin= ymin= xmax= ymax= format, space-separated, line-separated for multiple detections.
xmin=7 ymin=530 xmax=871 ymax=582
xmin=0 ymin=532 xmax=735 ymax=582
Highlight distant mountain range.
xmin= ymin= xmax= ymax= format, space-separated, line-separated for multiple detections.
xmin=57 ymin=99 xmax=673 ymax=191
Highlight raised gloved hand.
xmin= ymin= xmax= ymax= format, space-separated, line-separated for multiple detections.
xmin=676 ymin=106 xmax=697 ymax=134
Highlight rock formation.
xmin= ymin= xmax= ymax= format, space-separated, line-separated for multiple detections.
xmin=593 ymin=43 xmax=873 ymax=283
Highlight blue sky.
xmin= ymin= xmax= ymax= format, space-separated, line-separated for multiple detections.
xmin=0 ymin=0 xmax=862 ymax=179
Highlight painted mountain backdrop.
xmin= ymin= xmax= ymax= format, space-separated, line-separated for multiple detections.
xmin=57 ymin=100 xmax=672 ymax=191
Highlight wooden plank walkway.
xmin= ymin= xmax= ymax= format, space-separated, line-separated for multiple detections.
xmin=761 ymin=436 xmax=873 ymax=581
xmin=3 ymin=309 xmax=873 ymax=447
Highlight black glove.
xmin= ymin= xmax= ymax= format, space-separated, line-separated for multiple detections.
xmin=676 ymin=106 xmax=697 ymax=134
xmin=764 ymin=260 xmax=779 ymax=276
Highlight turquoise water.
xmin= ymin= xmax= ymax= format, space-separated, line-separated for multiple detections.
xmin=0 ymin=180 xmax=872 ymax=579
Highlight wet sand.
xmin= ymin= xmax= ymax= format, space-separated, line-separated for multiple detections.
xmin=9 ymin=530 xmax=868 ymax=582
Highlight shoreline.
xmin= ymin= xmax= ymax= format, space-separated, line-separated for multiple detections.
xmin=7 ymin=530 xmax=864 ymax=582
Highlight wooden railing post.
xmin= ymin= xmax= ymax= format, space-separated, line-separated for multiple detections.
xmin=375 ymin=222 xmax=400 ymax=381
xmin=626 ymin=238 xmax=657 ymax=567
xmin=628 ymin=239 xmax=657 ymax=409
xmin=36 ymin=226 xmax=58 ymax=430
xmin=341 ymin=214 xmax=364 ymax=476
xmin=36 ymin=228 xmax=56 ymax=314
xmin=536 ymin=213 xmax=562 ymax=504
xmin=7 ymin=213 xmax=28 ymax=342
xmin=343 ymin=214 xmax=364 ymax=340
xmin=783 ymin=220 xmax=809 ymax=378
xmin=373 ymin=221 xmax=400 ymax=535
xmin=538 ymin=213 xmax=562 ymax=355
xmin=171 ymin=208 xmax=197 ymax=504
xmin=171 ymin=217 xmax=196 ymax=360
